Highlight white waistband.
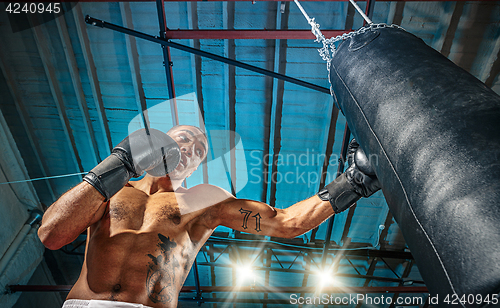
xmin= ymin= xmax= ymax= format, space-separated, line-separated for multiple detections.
xmin=62 ymin=299 xmax=153 ymax=308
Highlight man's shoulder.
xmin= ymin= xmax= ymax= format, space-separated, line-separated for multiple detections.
xmin=175 ymin=184 xmax=235 ymax=215
xmin=186 ymin=183 xmax=232 ymax=196
xmin=183 ymin=184 xmax=235 ymax=204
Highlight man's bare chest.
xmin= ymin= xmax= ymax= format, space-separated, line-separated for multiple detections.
xmin=107 ymin=187 xmax=184 ymax=231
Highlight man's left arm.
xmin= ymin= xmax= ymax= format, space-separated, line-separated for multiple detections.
xmin=206 ymin=139 xmax=381 ymax=239
xmin=211 ymin=195 xmax=333 ymax=239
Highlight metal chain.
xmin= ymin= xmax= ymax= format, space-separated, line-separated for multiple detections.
xmin=317 ymin=23 xmax=406 ymax=97
xmin=293 ymin=0 xmax=406 ymax=96
xmin=319 ymin=23 xmax=405 ymax=67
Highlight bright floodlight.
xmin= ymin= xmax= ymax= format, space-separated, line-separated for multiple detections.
xmin=235 ymin=264 xmax=254 ymax=284
xmin=316 ymin=270 xmax=335 ymax=287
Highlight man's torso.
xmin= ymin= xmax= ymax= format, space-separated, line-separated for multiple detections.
xmin=68 ymin=182 xmax=222 ymax=307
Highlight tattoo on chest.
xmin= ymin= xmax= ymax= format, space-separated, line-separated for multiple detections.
xmin=146 ymin=234 xmax=179 ymax=304
xmin=239 ymin=208 xmax=262 ymax=232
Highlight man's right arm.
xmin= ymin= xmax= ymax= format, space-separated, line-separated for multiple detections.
xmin=38 ymin=128 xmax=181 ymax=250
xmin=38 ymin=182 xmax=106 ymax=250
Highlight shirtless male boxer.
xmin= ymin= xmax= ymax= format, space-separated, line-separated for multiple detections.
xmin=38 ymin=125 xmax=380 ymax=308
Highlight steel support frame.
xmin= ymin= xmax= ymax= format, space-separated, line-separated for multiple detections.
xmin=267 ymin=1 xmax=289 ymax=207
xmin=163 ymin=29 xmax=349 ymax=40
xmin=321 ymin=124 xmax=351 ymax=265
xmin=73 ymin=4 xmax=113 ymax=155
xmin=85 ymin=16 xmax=330 ymax=95
xmin=29 ymin=14 xmax=84 ymax=175
xmin=207 ymin=238 xmax=413 ymax=259
xmin=195 ymin=261 xmax=423 ymax=284
xmin=223 ymin=1 xmax=237 ymax=197
xmin=55 ymin=13 xmax=100 ymax=166
xmin=187 ymin=2 xmax=209 ymax=184
xmin=7 ymin=284 xmax=428 ymax=294
xmin=120 ymin=2 xmax=151 ymax=132
xmin=157 ymin=0 xmax=179 ymax=126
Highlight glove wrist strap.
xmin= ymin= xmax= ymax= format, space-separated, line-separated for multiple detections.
xmin=83 ymin=154 xmax=132 ymax=201
xmin=318 ymin=173 xmax=361 ymax=213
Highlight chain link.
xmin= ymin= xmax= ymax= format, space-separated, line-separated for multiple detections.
xmin=317 ymin=23 xmax=405 ymax=66
xmin=308 ymin=23 xmax=405 ymax=97
xmin=292 ymin=0 xmax=406 ymax=98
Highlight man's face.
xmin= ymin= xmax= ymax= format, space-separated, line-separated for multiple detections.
xmin=167 ymin=126 xmax=208 ymax=180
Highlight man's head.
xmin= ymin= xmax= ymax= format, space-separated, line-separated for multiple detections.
xmin=167 ymin=125 xmax=208 ymax=180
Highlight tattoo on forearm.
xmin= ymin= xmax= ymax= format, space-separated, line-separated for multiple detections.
xmin=252 ymin=213 xmax=261 ymax=232
xmin=239 ymin=208 xmax=261 ymax=232
xmin=239 ymin=208 xmax=251 ymax=229
xmin=146 ymin=234 xmax=179 ymax=304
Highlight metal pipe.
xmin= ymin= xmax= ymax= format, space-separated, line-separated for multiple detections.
xmin=192 ymin=259 xmax=202 ymax=303
xmin=163 ymin=29 xmax=349 ymax=40
xmin=7 ymin=284 xmax=428 ymax=294
xmin=156 ymin=0 xmax=179 ymax=126
xmin=84 ymin=15 xmax=330 ymax=95
xmin=348 ymin=0 xmax=373 ymax=25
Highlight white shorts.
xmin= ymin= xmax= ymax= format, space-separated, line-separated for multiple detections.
xmin=62 ymin=299 xmax=153 ymax=308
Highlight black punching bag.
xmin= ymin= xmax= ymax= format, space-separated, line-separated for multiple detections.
xmin=329 ymin=26 xmax=500 ymax=306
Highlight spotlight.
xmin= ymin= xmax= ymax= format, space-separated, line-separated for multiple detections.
xmin=316 ymin=270 xmax=335 ymax=287
xmin=235 ymin=264 xmax=254 ymax=284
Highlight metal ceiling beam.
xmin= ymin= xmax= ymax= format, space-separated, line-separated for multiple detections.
xmin=207 ymin=243 xmax=218 ymax=307
xmin=389 ymin=260 xmax=414 ymax=308
xmin=120 ymin=2 xmax=151 ymax=132
xmin=440 ymin=2 xmax=465 ymax=58
xmin=73 ymin=4 xmax=112 ymax=155
xmin=157 ymin=0 xmax=179 ymax=127
xmin=157 ymin=0 xmax=187 ymax=188
xmin=196 ymin=262 xmax=423 ymax=284
xmin=355 ymin=257 xmax=379 ymax=308
xmin=223 ymin=1 xmax=237 ymax=196
xmin=163 ymin=29 xmax=350 ymax=40
xmin=207 ymin=239 xmax=413 ymax=259
xmin=344 ymin=1 xmax=355 ymax=31
xmin=485 ymin=48 xmax=500 ymax=88
xmin=0 ymin=37 xmax=57 ymax=201
xmin=391 ymin=1 xmax=405 ymax=26
xmin=7 ymin=284 xmax=428 ymax=293
xmin=181 ymin=286 xmax=429 ymax=293
xmin=364 ymin=0 xmax=376 ymax=27
xmin=29 ymin=15 xmax=84 ymax=174
xmin=85 ymin=16 xmax=330 ymax=95
xmin=188 ymin=2 xmax=209 ymax=184
xmin=299 ymin=252 xmax=310 ymax=308
xmin=56 ymin=14 xmax=100 ymax=166
xmin=267 ymin=1 xmax=289 ymax=207
xmin=263 ymin=248 xmax=272 ymax=308
xmin=321 ymin=124 xmax=350 ymax=265
xmin=310 ymin=103 xmax=340 ymax=243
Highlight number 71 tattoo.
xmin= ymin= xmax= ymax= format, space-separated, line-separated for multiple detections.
xmin=239 ymin=208 xmax=261 ymax=232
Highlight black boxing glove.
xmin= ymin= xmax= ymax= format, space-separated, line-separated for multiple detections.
xmin=317 ymin=139 xmax=381 ymax=213
xmin=83 ymin=128 xmax=181 ymax=200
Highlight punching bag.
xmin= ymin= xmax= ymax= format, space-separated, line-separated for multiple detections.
xmin=329 ymin=26 xmax=500 ymax=306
